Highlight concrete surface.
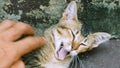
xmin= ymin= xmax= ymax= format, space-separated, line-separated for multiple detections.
xmin=76 ymin=40 xmax=120 ymax=68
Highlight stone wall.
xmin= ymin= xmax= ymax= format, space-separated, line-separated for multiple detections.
xmin=0 ymin=0 xmax=120 ymax=37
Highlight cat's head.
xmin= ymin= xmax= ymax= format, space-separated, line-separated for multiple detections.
xmin=70 ymin=32 xmax=111 ymax=56
xmin=46 ymin=1 xmax=111 ymax=61
xmin=53 ymin=1 xmax=83 ymax=60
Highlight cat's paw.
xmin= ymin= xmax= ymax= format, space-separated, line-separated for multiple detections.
xmin=70 ymin=51 xmax=78 ymax=56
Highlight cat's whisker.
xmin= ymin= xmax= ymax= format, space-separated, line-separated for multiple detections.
xmin=77 ymin=55 xmax=85 ymax=68
xmin=75 ymin=56 xmax=78 ymax=68
xmin=70 ymin=56 xmax=76 ymax=68
xmin=71 ymin=56 xmax=75 ymax=68
xmin=72 ymin=56 xmax=78 ymax=68
xmin=76 ymin=55 xmax=81 ymax=68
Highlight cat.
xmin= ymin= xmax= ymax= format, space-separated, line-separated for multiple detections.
xmin=25 ymin=1 xmax=111 ymax=68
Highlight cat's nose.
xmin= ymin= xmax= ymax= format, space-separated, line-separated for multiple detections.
xmin=72 ymin=42 xmax=79 ymax=50
xmin=72 ymin=45 xmax=77 ymax=50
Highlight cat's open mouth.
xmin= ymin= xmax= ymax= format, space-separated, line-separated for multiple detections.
xmin=56 ymin=46 xmax=69 ymax=60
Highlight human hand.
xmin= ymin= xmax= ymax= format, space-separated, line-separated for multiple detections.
xmin=0 ymin=20 xmax=46 ymax=68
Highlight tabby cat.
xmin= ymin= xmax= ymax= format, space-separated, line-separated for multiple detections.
xmin=25 ymin=1 xmax=111 ymax=68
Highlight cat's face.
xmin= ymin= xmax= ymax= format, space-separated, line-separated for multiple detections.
xmin=53 ymin=21 xmax=84 ymax=60
xmin=46 ymin=1 xmax=111 ymax=61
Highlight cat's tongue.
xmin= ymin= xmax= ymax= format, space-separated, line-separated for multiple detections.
xmin=58 ymin=47 xmax=68 ymax=60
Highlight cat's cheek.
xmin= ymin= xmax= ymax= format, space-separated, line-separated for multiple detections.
xmin=70 ymin=51 xmax=78 ymax=56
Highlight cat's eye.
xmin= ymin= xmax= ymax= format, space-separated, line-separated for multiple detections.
xmin=80 ymin=43 xmax=87 ymax=46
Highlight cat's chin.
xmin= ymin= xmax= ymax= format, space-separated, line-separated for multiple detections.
xmin=55 ymin=53 xmax=71 ymax=61
xmin=70 ymin=51 xmax=78 ymax=56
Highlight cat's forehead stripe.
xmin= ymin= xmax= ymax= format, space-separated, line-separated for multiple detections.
xmin=58 ymin=25 xmax=69 ymax=29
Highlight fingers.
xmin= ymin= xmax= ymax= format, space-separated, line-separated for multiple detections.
xmin=0 ymin=20 xmax=16 ymax=32
xmin=11 ymin=60 xmax=25 ymax=68
xmin=0 ymin=22 xmax=34 ymax=41
xmin=14 ymin=36 xmax=46 ymax=56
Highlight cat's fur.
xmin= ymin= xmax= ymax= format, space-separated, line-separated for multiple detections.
xmin=25 ymin=1 xmax=111 ymax=68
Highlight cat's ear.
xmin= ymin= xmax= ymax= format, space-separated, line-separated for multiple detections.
xmin=89 ymin=32 xmax=111 ymax=48
xmin=62 ymin=1 xmax=77 ymax=20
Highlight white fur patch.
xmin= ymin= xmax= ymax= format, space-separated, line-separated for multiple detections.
xmin=70 ymin=50 xmax=78 ymax=56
